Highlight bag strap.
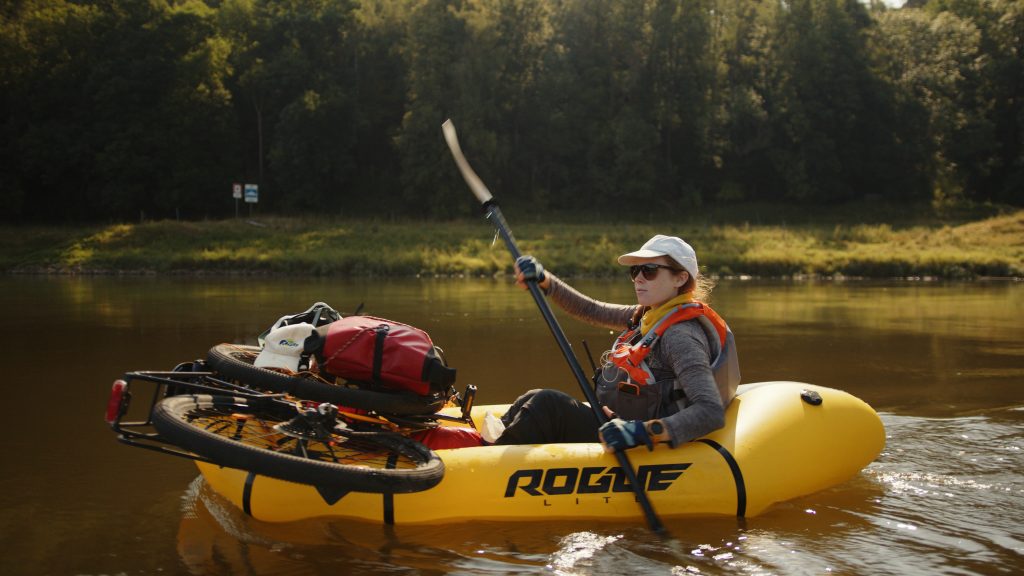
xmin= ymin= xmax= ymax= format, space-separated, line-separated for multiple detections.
xmin=421 ymin=347 xmax=457 ymax=389
xmin=258 ymin=302 xmax=341 ymax=347
xmin=372 ymin=323 xmax=390 ymax=386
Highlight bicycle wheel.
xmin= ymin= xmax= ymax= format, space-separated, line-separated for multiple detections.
xmin=206 ymin=344 xmax=448 ymax=415
xmin=152 ymin=394 xmax=445 ymax=493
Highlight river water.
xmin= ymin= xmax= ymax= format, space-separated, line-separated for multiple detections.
xmin=0 ymin=275 xmax=1020 ymax=575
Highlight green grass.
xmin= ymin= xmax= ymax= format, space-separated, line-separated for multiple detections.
xmin=1 ymin=207 xmax=1021 ymax=279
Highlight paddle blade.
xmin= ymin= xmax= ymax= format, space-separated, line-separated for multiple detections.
xmin=442 ymin=119 xmax=493 ymax=204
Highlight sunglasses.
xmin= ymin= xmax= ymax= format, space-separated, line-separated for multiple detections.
xmin=629 ymin=263 xmax=682 ymax=281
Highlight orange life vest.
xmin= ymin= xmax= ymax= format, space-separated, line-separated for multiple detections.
xmin=609 ymin=301 xmax=738 ymax=392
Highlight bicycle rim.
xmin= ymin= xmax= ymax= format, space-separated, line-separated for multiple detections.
xmin=153 ymin=394 xmax=444 ymax=493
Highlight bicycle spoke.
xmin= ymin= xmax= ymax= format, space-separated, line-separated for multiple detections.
xmin=153 ymin=394 xmax=444 ymax=494
xmin=179 ymin=405 xmax=421 ymax=468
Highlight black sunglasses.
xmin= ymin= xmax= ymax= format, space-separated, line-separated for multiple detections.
xmin=629 ymin=263 xmax=682 ymax=281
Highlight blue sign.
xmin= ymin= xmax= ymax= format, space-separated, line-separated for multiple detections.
xmin=244 ymin=184 xmax=259 ymax=203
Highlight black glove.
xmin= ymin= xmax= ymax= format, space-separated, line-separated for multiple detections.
xmin=599 ymin=418 xmax=654 ymax=451
xmin=515 ymin=255 xmax=546 ymax=284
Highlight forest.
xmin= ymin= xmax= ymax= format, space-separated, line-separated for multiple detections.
xmin=2 ymin=0 xmax=1022 ymax=223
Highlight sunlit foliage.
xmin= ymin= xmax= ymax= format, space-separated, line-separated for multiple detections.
xmin=1 ymin=0 xmax=1021 ymax=223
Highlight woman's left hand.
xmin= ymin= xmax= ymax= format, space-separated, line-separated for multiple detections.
xmin=514 ymin=255 xmax=550 ymax=291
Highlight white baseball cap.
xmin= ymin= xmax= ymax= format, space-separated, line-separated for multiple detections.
xmin=254 ymin=322 xmax=316 ymax=372
xmin=617 ymin=235 xmax=698 ymax=278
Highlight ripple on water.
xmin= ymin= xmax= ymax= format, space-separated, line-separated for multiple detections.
xmin=548 ymin=532 xmax=622 ymax=574
xmin=856 ymin=412 xmax=1024 ymax=572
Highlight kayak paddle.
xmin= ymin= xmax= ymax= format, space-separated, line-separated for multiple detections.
xmin=441 ymin=119 xmax=666 ymax=534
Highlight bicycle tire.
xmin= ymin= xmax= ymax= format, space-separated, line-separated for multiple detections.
xmin=152 ymin=394 xmax=444 ymax=493
xmin=207 ymin=344 xmax=447 ymax=415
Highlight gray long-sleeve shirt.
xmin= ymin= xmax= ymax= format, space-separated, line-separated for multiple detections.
xmin=545 ymin=274 xmax=727 ymax=446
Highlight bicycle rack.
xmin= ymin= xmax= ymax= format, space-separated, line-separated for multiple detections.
xmin=106 ymin=362 xmax=479 ymax=461
xmin=105 ymin=364 xmax=284 ymax=463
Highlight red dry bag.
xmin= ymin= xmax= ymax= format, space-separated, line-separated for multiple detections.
xmin=309 ymin=316 xmax=456 ymax=396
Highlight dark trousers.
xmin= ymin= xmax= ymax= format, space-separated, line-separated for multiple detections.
xmin=494 ymin=389 xmax=600 ymax=445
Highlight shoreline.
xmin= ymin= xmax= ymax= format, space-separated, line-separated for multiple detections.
xmin=2 ymin=210 xmax=1021 ymax=280
xmin=5 ymin=267 xmax=1020 ymax=282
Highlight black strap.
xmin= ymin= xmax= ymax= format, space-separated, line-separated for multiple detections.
xmin=421 ymin=348 xmax=457 ymax=388
xmin=303 ymin=332 xmax=326 ymax=370
xmin=372 ymin=324 xmax=390 ymax=386
xmin=297 ymin=352 xmax=312 ymax=372
xmin=698 ymin=439 xmax=747 ymax=517
xmin=242 ymin=471 xmax=256 ymax=516
xmin=382 ymin=453 xmax=398 ymax=525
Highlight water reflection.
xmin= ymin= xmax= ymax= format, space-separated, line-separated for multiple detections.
xmin=0 ymin=276 xmax=1020 ymax=575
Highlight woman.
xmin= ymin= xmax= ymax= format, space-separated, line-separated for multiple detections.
xmin=493 ymin=235 xmax=740 ymax=452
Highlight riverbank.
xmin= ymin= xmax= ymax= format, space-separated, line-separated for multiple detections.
xmin=2 ymin=208 xmax=1021 ymax=279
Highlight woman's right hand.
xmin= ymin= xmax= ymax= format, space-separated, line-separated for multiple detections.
xmin=514 ymin=255 xmax=549 ymax=291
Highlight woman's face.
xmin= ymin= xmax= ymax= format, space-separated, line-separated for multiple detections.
xmin=632 ymin=257 xmax=689 ymax=307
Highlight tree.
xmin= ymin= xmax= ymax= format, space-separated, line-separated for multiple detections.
xmin=2 ymin=0 xmax=239 ymax=221
xmin=397 ymin=0 xmax=475 ymax=218
xmin=764 ymin=0 xmax=902 ymax=203
xmin=261 ymin=0 xmax=360 ymax=213
xmin=452 ymin=0 xmax=553 ymax=212
xmin=645 ymin=0 xmax=717 ymax=209
xmin=3 ymin=0 xmax=1022 ymax=223
xmin=710 ymin=0 xmax=779 ymax=201
xmin=346 ymin=0 xmax=412 ymax=215
xmin=2 ymin=0 xmax=104 ymax=221
xmin=871 ymin=6 xmax=989 ymax=204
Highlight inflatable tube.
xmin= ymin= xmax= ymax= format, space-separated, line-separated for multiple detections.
xmin=195 ymin=382 xmax=884 ymax=524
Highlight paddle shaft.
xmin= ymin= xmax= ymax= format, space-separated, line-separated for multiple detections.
xmin=442 ymin=120 xmax=665 ymax=534
xmin=484 ymin=202 xmax=596 ymax=404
